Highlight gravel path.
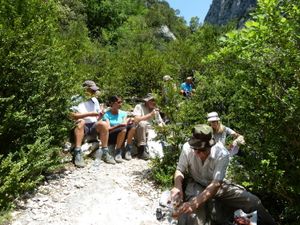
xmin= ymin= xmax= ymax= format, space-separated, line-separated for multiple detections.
xmin=10 ymin=157 xmax=170 ymax=225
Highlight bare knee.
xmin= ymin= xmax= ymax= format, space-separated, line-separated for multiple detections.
xmin=75 ymin=119 xmax=85 ymax=130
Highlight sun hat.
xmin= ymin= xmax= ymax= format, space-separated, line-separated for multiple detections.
xmin=188 ymin=124 xmax=215 ymax=149
xmin=186 ymin=76 xmax=193 ymax=80
xmin=82 ymin=80 xmax=99 ymax=91
xmin=163 ymin=75 xmax=172 ymax=81
xmin=143 ymin=93 xmax=155 ymax=102
xmin=207 ymin=112 xmax=220 ymax=122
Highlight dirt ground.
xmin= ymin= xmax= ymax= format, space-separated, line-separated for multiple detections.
xmin=10 ymin=157 xmax=170 ymax=225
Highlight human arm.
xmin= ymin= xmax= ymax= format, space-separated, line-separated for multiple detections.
xmin=70 ymin=111 xmax=99 ymax=120
xmin=134 ymin=108 xmax=157 ymax=123
xmin=171 ymin=170 xmax=185 ymax=202
xmin=174 ymin=180 xmax=222 ymax=216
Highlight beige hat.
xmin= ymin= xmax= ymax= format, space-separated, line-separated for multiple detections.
xmin=207 ymin=112 xmax=220 ymax=122
xmin=163 ymin=75 xmax=172 ymax=81
xmin=143 ymin=93 xmax=155 ymax=102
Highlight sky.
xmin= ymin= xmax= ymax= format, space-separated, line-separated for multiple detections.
xmin=165 ymin=0 xmax=213 ymax=24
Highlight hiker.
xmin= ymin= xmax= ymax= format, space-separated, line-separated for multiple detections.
xmin=102 ymin=96 xmax=136 ymax=163
xmin=70 ymin=80 xmax=112 ymax=167
xmin=207 ymin=111 xmax=245 ymax=156
xmin=180 ymin=76 xmax=194 ymax=97
xmin=161 ymin=75 xmax=177 ymax=123
xmin=133 ymin=93 xmax=164 ymax=160
xmin=170 ymin=124 xmax=276 ymax=225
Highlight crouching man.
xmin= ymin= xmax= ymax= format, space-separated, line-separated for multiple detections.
xmin=171 ymin=124 xmax=276 ymax=225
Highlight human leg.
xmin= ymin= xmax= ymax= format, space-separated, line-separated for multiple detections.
xmin=135 ymin=121 xmax=150 ymax=160
xmin=177 ymin=180 xmax=208 ymax=225
xmin=73 ymin=119 xmax=86 ymax=167
xmin=93 ymin=121 xmax=115 ymax=164
xmin=114 ymin=128 xmax=126 ymax=163
xmin=124 ymin=125 xmax=136 ymax=160
xmin=215 ymin=182 xmax=277 ymax=225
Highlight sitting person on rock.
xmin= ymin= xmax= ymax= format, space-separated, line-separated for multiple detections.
xmin=103 ymin=96 xmax=136 ymax=163
xmin=133 ymin=93 xmax=164 ymax=160
xmin=70 ymin=80 xmax=113 ymax=167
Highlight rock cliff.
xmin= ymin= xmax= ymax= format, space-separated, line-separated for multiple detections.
xmin=204 ymin=0 xmax=257 ymax=26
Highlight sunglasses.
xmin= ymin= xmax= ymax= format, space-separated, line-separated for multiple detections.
xmin=116 ymin=100 xmax=123 ymax=104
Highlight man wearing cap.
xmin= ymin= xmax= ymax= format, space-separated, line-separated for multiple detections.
xmin=70 ymin=80 xmax=115 ymax=167
xmin=133 ymin=93 xmax=165 ymax=160
xmin=180 ymin=76 xmax=194 ymax=97
xmin=171 ymin=124 xmax=276 ymax=225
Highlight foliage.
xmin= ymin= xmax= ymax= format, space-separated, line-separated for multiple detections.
xmin=202 ymin=0 xmax=300 ymax=222
xmin=0 ymin=0 xmax=298 ymax=224
xmin=0 ymin=0 xmax=77 ymax=212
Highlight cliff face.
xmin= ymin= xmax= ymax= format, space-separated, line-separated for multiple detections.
xmin=204 ymin=0 xmax=257 ymax=26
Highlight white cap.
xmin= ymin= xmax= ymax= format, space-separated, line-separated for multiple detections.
xmin=163 ymin=75 xmax=172 ymax=81
xmin=207 ymin=112 xmax=220 ymax=122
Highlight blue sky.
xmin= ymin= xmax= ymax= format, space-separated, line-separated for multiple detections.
xmin=165 ymin=0 xmax=213 ymax=24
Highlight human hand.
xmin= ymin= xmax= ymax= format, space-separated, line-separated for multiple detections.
xmin=170 ymin=187 xmax=183 ymax=203
xmin=174 ymin=200 xmax=198 ymax=217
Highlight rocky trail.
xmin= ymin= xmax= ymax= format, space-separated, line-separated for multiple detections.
xmin=10 ymin=157 xmax=169 ymax=225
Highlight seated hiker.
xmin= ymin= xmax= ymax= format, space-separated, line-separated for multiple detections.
xmin=180 ymin=76 xmax=195 ymax=97
xmin=70 ymin=80 xmax=113 ymax=167
xmin=133 ymin=93 xmax=165 ymax=160
xmin=102 ymin=96 xmax=136 ymax=163
xmin=170 ymin=124 xmax=276 ymax=225
xmin=207 ymin=111 xmax=245 ymax=156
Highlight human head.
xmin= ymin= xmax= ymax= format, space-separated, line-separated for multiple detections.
xmin=108 ymin=95 xmax=122 ymax=108
xmin=82 ymin=80 xmax=100 ymax=95
xmin=163 ymin=75 xmax=172 ymax=82
xmin=188 ymin=124 xmax=215 ymax=151
xmin=143 ymin=93 xmax=156 ymax=109
xmin=207 ymin=112 xmax=221 ymax=131
xmin=186 ymin=76 xmax=193 ymax=84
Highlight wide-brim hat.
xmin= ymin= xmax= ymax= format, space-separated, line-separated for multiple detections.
xmin=188 ymin=124 xmax=215 ymax=149
xmin=207 ymin=111 xmax=220 ymax=122
xmin=143 ymin=93 xmax=154 ymax=102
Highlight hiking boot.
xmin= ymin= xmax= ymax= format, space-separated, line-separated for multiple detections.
xmin=102 ymin=152 xmax=116 ymax=164
xmin=115 ymin=149 xmax=123 ymax=163
xmin=73 ymin=148 xmax=85 ymax=168
xmin=138 ymin=145 xmax=150 ymax=160
xmin=124 ymin=145 xmax=132 ymax=160
xmin=125 ymin=151 xmax=132 ymax=160
xmin=94 ymin=148 xmax=103 ymax=160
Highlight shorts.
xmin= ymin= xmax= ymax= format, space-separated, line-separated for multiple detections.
xmin=108 ymin=124 xmax=135 ymax=145
xmin=84 ymin=123 xmax=98 ymax=140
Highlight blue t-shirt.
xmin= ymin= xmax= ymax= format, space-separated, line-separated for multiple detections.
xmin=103 ymin=110 xmax=127 ymax=127
xmin=180 ymin=82 xmax=193 ymax=93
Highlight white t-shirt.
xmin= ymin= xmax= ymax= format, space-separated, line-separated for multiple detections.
xmin=177 ymin=142 xmax=229 ymax=187
xmin=71 ymin=97 xmax=100 ymax=124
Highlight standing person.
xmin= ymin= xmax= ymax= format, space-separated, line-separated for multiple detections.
xmin=180 ymin=76 xmax=194 ymax=97
xmin=170 ymin=124 xmax=276 ymax=225
xmin=102 ymin=96 xmax=136 ymax=163
xmin=207 ymin=112 xmax=245 ymax=156
xmin=133 ymin=93 xmax=164 ymax=160
xmin=70 ymin=80 xmax=113 ymax=167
